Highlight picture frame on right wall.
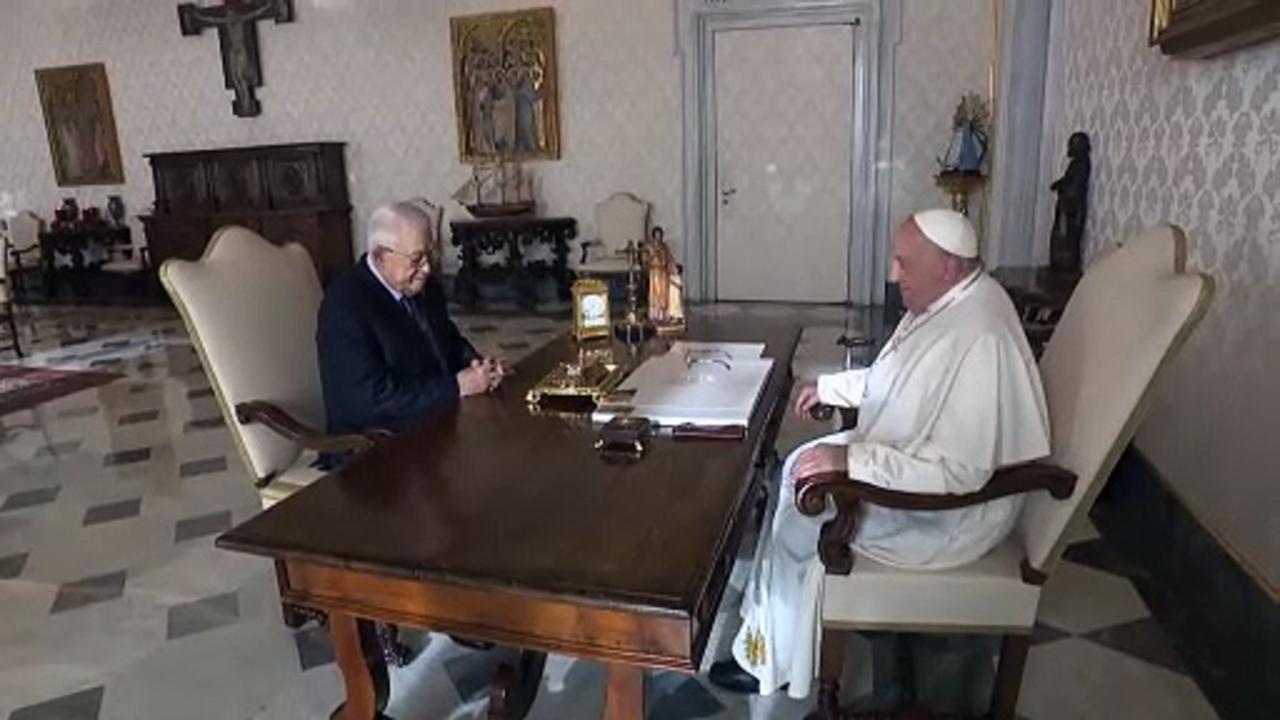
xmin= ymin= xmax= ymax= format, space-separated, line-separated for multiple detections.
xmin=1150 ymin=0 xmax=1280 ymax=58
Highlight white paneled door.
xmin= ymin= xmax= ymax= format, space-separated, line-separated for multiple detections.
xmin=714 ymin=24 xmax=854 ymax=303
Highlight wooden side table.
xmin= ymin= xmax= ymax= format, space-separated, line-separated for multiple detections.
xmin=450 ymin=216 xmax=577 ymax=310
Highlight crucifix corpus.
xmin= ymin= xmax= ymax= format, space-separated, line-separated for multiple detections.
xmin=178 ymin=0 xmax=295 ymax=118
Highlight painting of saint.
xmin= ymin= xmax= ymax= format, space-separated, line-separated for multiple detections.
xmin=35 ymin=63 xmax=125 ymax=186
xmin=451 ymin=8 xmax=560 ymax=163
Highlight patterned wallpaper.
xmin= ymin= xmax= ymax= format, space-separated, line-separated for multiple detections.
xmin=0 ymin=0 xmax=993 ymax=277
xmin=889 ymin=0 xmax=994 ymax=236
xmin=0 ymin=0 xmax=683 ymax=271
xmin=1050 ymin=0 xmax=1280 ymax=591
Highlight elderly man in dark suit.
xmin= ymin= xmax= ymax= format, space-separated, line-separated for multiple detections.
xmin=317 ymin=201 xmax=504 ymax=448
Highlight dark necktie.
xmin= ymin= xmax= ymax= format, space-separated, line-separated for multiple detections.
xmin=400 ymin=295 xmax=449 ymax=373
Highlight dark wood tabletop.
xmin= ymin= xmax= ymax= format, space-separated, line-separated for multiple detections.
xmin=218 ymin=314 xmax=798 ymax=679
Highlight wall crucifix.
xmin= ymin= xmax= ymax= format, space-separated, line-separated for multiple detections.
xmin=177 ymin=0 xmax=295 ymax=118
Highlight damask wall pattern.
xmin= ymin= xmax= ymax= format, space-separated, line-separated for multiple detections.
xmin=0 ymin=0 xmax=683 ymax=270
xmin=0 ymin=0 xmax=995 ymax=277
xmin=1051 ymin=0 xmax=1280 ymax=591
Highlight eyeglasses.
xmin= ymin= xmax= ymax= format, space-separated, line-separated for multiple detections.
xmin=383 ymin=247 xmax=431 ymax=268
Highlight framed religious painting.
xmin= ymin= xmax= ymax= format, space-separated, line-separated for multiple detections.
xmin=34 ymin=63 xmax=126 ymax=186
xmin=1150 ymin=0 xmax=1280 ymax=57
xmin=450 ymin=7 xmax=561 ymax=163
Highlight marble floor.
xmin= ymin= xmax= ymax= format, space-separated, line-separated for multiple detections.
xmin=0 ymin=304 xmax=1222 ymax=720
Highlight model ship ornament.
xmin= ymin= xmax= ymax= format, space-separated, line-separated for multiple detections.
xmin=452 ymin=161 xmax=536 ymax=218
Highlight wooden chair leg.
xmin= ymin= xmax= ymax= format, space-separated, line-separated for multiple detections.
xmin=990 ymin=634 xmax=1030 ymax=720
xmin=807 ymin=628 xmax=850 ymax=720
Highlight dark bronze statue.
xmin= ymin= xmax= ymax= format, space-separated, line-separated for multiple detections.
xmin=1049 ymin=132 xmax=1091 ymax=274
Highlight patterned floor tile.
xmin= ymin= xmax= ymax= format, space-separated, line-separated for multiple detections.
xmin=35 ymin=440 xmax=83 ymax=457
xmin=1062 ymin=537 xmax=1146 ymax=581
xmin=174 ymin=510 xmax=233 ymax=542
xmin=293 ymin=625 xmax=335 ymax=671
xmin=184 ymin=417 xmax=225 ymax=432
xmin=1084 ymin=617 xmax=1188 ymax=675
xmin=1030 ymin=622 xmax=1071 ymax=646
xmin=8 ymin=686 xmax=104 ymax=720
xmin=1037 ymin=560 xmax=1150 ymax=635
xmin=50 ymin=570 xmax=128 ymax=614
xmin=0 ymin=552 xmax=29 ymax=579
xmin=166 ymin=591 xmax=240 ymax=640
xmin=1019 ymin=638 xmax=1218 ymax=720
xmin=179 ymin=456 xmax=228 ymax=478
xmin=1 ymin=485 xmax=62 ymax=512
xmin=116 ymin=410 xmax=160 ymax=426
xmin=102 ymin=448 xmax=151 ymax=467
xmin=82 ymin=498 xmax=143 ymax=527
xmin=645 ymin=673 xmax=726 ymax=719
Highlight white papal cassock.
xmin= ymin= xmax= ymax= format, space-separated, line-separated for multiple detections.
xmin=731 ymin=270 xmax=1051 ymax=698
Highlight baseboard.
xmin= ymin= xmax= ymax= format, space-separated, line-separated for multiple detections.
xmin=1093 ymin=446 xmax=1280 ymax=720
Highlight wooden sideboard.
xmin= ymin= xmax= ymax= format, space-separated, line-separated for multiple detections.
xmin=140 ymin=142 xmax=354 ymax=284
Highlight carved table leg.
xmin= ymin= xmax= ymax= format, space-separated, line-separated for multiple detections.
xmin=602 ymin=662 xmax=644 ymax=720
xmin=488 ymin=650 xmax=546 ymax=720
xmin=328 ymin=611 xmax=391 ymax=720
xmin=551 ymin=234 xmax=572 ymax=300
xmin=456 ymin=236 xmax=480 ymax=309
xmin=508 ymin=235 xmax=536 ymax=311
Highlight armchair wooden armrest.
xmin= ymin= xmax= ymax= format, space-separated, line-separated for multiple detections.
xmin=234 ymin=400 xmax=392 ymax=455
xmin=794 ymin=460 xmax=1077 ymax=575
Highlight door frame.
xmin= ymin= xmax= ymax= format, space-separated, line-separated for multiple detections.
xmin=678 ymin=0 xmax=890 ymax=303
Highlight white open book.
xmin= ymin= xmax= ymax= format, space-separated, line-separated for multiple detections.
xmin=591 ymin=342 xmax=774 ymax=427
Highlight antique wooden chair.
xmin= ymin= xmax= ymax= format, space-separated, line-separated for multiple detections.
xmin=5 ymin=210 xmax=44 ymax=303
xmin=799 ymin=225 xmax=1214 ymax=719
xmin=0 ymin=229 xmax=20 ymax=358
xmin=577 ymin=192 xmax=651 ymax=276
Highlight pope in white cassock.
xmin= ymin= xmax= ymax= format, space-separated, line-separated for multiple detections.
xmin=709 ymin=209 xmax=1051 ymax=698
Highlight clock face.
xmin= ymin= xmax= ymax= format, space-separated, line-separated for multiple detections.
xmin=581 ymin=293 xmax=607 ymax=326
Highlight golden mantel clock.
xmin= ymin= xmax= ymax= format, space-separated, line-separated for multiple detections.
xmin=571 ymin=278 xmax=611 ymax=342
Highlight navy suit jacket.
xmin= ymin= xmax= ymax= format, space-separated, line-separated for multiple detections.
xmin=316 ymin=256 xmax=478 ymax=437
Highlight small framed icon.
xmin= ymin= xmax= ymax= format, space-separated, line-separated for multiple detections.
xmin=571 ymin=278 xmax=611 ymax=341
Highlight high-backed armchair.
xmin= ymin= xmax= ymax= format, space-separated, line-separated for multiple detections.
xmin=0 ymin=230 xmax=19 ymax=358
xmin=5 ymin=211 xmax=43 ymax=302
xmin=799 ymin=225 xmax=1214 ymax=719
xmin=577 ymin=192 xmax=651 ymax=275
xmin=160 ymin=226 xmax=387 ymax=508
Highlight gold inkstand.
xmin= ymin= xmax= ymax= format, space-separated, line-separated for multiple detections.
xmin=525 ymin=278 xmax=628 ymax=407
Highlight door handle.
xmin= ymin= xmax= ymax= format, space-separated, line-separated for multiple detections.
xmin=721 ymin=187 xmax=737 ymax=206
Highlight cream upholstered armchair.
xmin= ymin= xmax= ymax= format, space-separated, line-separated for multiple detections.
xmin=5 ymin=210 xmax=44 ymax=302
xmin=577 ymin=192 xmax=651 ymax=275
xmin=0 ymin=224 xmax=19 ymax=357
xmin=161 ymin=226 xmax=388 ymax=508
xmin=799 ymin=225 xmax=1214 ymax=720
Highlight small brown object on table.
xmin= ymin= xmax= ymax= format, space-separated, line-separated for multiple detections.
xmin=217 ymin=315 xmax=799 ymax=720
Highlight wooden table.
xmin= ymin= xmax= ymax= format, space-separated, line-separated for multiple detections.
xmin=217 ymin=315 xmax=799 ymax=719
xmin=450 ymin=216 xmax=577 ymax=311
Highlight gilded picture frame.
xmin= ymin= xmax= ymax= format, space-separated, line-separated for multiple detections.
xmin=35 ymin=63 xmax=126 ymax=186
xmin=450 ymin=7 xmax=561 ymax=164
